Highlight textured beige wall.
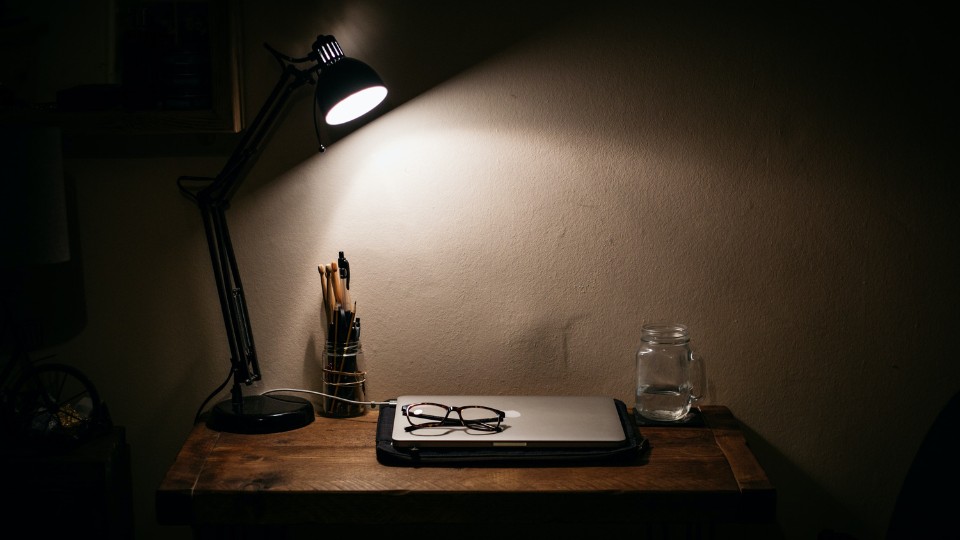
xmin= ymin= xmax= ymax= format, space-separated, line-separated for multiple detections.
xmin=41 ymin=2 xmax=957 ymax=539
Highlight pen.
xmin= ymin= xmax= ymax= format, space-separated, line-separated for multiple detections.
xmin=338 ymin=251 xmax=350 ymax=290
xmin=318 ymin=252 xmax=361 ymax=346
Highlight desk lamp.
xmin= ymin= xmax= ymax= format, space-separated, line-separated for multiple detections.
xmin=178 ymin=35 xmax=387 ymax=434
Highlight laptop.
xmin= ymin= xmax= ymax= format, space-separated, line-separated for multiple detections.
xmin=390 ymin=395 xmax=627 ymax=448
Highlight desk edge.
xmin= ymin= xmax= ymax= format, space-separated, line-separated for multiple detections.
xmin=155 ymin=424 xmax=221 ymax=525
xmin=701 ymin=405 xmax=776 ymax=521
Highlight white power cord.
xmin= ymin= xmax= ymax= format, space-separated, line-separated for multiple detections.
xmin=262 ymin=388 xmax=396 ymax=408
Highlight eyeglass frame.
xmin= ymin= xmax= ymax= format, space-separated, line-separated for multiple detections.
xmin=401 ymin=402 xmax=506 ymax=433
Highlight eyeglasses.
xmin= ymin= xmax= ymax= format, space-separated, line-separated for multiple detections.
xmin=402 ymin=402 xmax=505 ymax=433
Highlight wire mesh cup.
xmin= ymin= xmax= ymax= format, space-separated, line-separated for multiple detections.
xmin=322 ymin=340 xmax=366 ymax=417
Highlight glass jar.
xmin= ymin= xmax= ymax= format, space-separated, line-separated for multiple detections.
xmin=321 ymin=340 xmax=366 ymax=417
xmin=635 ymin=322 xmax=705 ymax=422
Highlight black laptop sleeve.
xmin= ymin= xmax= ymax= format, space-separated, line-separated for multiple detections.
xmin=375 ymin=398 xmax=647 ymax=466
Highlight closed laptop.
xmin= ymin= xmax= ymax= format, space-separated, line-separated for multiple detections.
xmin=390 ymin=395 xmax=627 ymax=449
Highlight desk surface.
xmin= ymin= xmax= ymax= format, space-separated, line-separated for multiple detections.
xmin=156 ymin=405 xmax=774 ymax=527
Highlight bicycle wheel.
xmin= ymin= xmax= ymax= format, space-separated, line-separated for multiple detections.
xmin=12 ymin=362 xmax=106 ymax=444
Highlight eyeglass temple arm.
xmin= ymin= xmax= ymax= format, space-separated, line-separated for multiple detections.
xmin=404 ymin=422 xmax=504 ymax=433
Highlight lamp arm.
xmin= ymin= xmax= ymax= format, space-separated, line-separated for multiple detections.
xmin=202 ymin=61 xmax=318 ymax=203
xmin=184 ymin=57 xmax=317 ymax=415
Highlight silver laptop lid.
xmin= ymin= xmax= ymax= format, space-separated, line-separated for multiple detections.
xmin=390 ymin=395 xmax=626 ymax=448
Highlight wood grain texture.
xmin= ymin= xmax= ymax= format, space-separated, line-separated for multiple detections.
xmin=156 ymin=406 xmax=774 ymax=527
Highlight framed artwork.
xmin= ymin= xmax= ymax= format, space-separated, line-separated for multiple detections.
xmin=44 ymin=0 xmax=243 ymax=136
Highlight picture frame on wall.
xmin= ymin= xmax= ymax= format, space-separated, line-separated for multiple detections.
xmin=1 ymin=0 xmax=242 ymax=139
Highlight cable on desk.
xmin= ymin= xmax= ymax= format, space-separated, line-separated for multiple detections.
xmin=261 ymin=388 xmax=396 ymax=408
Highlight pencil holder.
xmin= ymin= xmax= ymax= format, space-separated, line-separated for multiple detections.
xmin=322 ymin=340 xmax=366 ymax=417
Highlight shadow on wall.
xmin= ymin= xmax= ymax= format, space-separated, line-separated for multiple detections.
xmin=739 ymin=422 xmax=852 ymax=539
xmin=886 ymin=391 xmax=960 ymax=539
xmin=279 ymin=0 xmax=581 ymax=142
xmin=762 ymin=391 xmax=960 ymax=539
xmin=232 ymin=0 xmax=583 ymax=185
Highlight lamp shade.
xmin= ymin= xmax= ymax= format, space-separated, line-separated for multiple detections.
xmin=312 ymin=36 xmax=387 ymax=125
xmin=0 ymin=126 xmax=70 ymax=267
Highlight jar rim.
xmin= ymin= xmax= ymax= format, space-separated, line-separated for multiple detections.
xmin=641 ymin=322 xmax=689 ymax=341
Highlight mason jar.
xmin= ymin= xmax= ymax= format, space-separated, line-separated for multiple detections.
xmin=321 ymin=340 xmax=366 ymax=417
xmin=635 ymin=322 xmax=704 ymax=422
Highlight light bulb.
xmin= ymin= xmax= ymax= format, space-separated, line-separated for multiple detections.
xmin=325 ymin=86 xmax=388 ymax=125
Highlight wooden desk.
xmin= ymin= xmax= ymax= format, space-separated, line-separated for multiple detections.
xmin=156 ymin=406 xmax=774 ymax=536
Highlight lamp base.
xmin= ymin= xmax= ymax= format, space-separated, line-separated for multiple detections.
xmin=208 ymin=394 xmax=314 ymax=434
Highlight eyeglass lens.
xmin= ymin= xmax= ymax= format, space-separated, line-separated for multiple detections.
xmin=406 ymin=404 xmax=501 ymax=430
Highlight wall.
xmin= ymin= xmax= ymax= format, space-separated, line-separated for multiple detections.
xmin=16 ymin=2 xmax=957 ymax=539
